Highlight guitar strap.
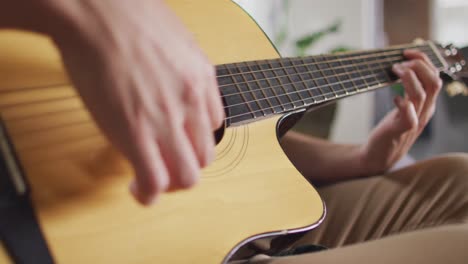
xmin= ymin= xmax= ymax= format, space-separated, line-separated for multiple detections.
xmin=0 ymin=197 xmax=55 ymax=264
xmin=0 ymin=121 xmax=55 ymax=264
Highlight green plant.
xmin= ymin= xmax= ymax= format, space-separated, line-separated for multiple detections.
xmin=295 ymin=20 xmax=350 ymax=56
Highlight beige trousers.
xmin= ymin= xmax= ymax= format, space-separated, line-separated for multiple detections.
xmin=236 ymin=153 xmax=468 ymax=264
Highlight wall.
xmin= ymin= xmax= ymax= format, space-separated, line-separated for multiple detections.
xmin=433 ymin=0 xmax=468 ymax=47
xmin=234 ymin=0 xmax=380 ymax=143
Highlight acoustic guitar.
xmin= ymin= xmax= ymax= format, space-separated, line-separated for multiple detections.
xmin=0 ymin=0 xmax=466 ymax=263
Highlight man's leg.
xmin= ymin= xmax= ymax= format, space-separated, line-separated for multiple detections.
xmin=246 ymin=153 xmax=468 ymax=263
xmin=289 ymin=153 xmax=468 ymax=249
xmin=252 ymin=223 xmax=468 ymax=264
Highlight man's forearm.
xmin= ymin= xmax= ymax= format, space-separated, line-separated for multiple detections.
xmin=0 ymin=1 xmax=77 ymax=38
xmin=281 ymin=131 xmax=375 ymax=185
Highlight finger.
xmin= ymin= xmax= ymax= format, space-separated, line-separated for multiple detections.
xmin=401 ymin=60 xmax=440 ymax=98
xmin=183 ymin=81 xmax=216 ymax=167
xmin=185 ymin=102 xmax=215 ymax=168
xmin=404 ymin=49 xmax=439 ymax=74
xmin=393 ymin=95 xmax=419 ymax=133
xmin=159 ymin=120 xmax=201 ymax=191
xmin=129 ymin=122 xmax=169 ymax=206
xmin=392 ymin=63 xmax=426 ymax=115
xmin=400 ymin=60 xmax=442 ymax=127
xmin=206 ymin=65 xmax=225 ymax=130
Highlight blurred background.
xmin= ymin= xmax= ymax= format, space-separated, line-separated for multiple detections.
xmin=234 ymin=0 xmax=468 ymax=161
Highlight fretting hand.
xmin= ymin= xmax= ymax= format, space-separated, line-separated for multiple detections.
xmin=360 ymin=50 xmax=443 ymax=174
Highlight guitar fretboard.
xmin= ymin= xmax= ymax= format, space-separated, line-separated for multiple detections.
xmin=217 ymin=42 xmax=445 ymax=126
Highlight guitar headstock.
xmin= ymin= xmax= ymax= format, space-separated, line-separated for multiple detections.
xmin=437 ymin=43 xmax=468 ymax=96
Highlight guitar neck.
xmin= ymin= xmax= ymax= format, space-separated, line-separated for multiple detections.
xmin=217 ymin=41 xmax=446 ymax=126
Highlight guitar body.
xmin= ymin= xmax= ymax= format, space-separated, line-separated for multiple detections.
xmin=0 ymin=0 xmax=324 ymax=263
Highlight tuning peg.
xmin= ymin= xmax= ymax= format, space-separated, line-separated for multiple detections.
xmin=444 ymin=44 xmax=458 ymax=56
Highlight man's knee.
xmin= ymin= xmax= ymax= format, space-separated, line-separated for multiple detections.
xmin=426 ymin=153 xmax=468 ymax=180
xmin=422 ymin=153 xmax=468 ymax=222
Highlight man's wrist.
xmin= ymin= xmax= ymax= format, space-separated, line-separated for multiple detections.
xmin=357 ymin=145 xmax=387 ymax=177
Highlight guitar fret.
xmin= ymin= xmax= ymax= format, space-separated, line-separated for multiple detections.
xmin=302 ymin=58 xmax=325 ymax=102
xmin=313 ymin=56 xmax=335 ymax=100
xmin=304 ymin=58 xmax=325 ymax=102
xmin=252 ymin=61 xmax=278 ymax=114
xmin=265 ymin=60 xmax=290 ymax=111
xmin=272 ymin=60 xmax=297 ymax=109
xmin=373 ymin=51 xmax=398 ymax=84
xmin=217 ymin=42 xmax=447 ymax=125
xmin=226 ymin=65 xmax=256 ymax=121
xmin=289 ymin=58 xmax=316 ymax=105
xmin=376 ymin=53 xmax=397 ymax=84
xmin=259 ymin=74 xmax=284 ymax=113
xmin=238 ymin=62 xmax=267 ymax=118
xmin=351 ymin=56 xmax=372 ymax=91
xmin=426 ymin=44 xmax=445 ymax=69
xmin=365 ymin=56 xmax=382 ymax=86
xmin=279 ymin=59 xmax=307 ymax=107
xmin=326 ymin=55 xmax=348 ymax=97
xmin=258 ymin=62 xmax=284 ymax=111
xmin=335 ymin=55 xmax=359 ymax=94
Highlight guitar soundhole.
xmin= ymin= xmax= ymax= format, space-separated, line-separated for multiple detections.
xmin=214 ymin=124 xmax=225 ymax=145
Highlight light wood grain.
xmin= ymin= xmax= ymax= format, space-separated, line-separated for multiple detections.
xmin=0 ymin=0 xmax=324 ymax=263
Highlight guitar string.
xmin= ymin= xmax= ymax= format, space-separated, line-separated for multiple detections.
xmin=5 ymin=69 xmax=390 ymax=134
xmin=0 ymin=45 xmax=442 ymax=135
xmin=220 ymin=56 xmax=444 ymax=111
xmin=0 ymin=54 xmax=400 ymax=111
xmin=215 ymin=45 xmax=440 ymax=108
xmin=215 ymin=42 xmax=432 ymax=75
xmin=0 ymin=43 xmax=445 ymax=151
xmin=12 ymin=75 xmax=391 ymax=148
xmin=217 ymin=46 xmax=432 ymax=79
xmin=13 ymin=75 xmax=401 ymax=152
xmin=220 ymin=56 xmax=402 ymax=106
xmin=0 ymin=45 xmax=430 ymax=94
xmin=224 ymin=78 xmax=394 ymax=123
xmin=223 ymin=73 xmax=383 ymax=112
xmin=216 ymin=49 xmax=440 ymax=97
xmin=219 ymin=53 xmax=404 ymax=89
xmin=219 ymin=49 xmax=440 ymax=94
xmin=0 ymin=54 xmax=442 ymax=125
xmin=217 ymin=51 xmax=438 ymax=92
xmin=222 ymin=52 xmax=444 ymax=121
xmin=0 ymin=45 xmax=439 ymax=108
xmin=0 ymin=55 xmax=409 ymax=122
xmin=3 ymin=67 xmax=441 ymax=147
xmin=0 ymin=50 xmax=439 ymax=112
xmin=216 ymin=44 xmax=435 ymax=79
xmin=0 ymin=44 xmax=436 ymax=97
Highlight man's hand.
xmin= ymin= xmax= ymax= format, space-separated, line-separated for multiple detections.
xmin=360 ymin=50 xmax=443 ymax=174
xmin=46 ymin=1 xmax=224 ymax=205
